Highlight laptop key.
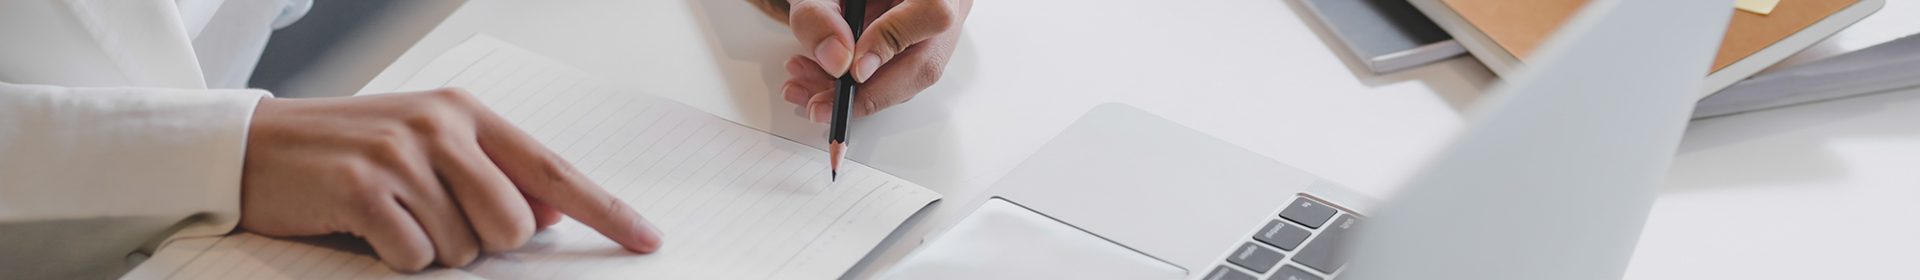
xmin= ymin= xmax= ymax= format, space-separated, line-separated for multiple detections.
xmin=1267 ymin=265 xmax=1323 ymax=280
xmin=1293 ymin=214 xmax=1358 ymax=273
xmin=1252 ymin=219 xmax=1312 ymax=251
xmin=1205 ymin=265 xmax=1258 ymax=280
xmin=1225 ymin=242 xmax=1285 ymax=273
xmin=1279 ymin=197 xmax=1338 ymax=228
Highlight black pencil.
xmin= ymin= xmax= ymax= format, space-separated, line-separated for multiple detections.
xmin=829 ymin=0 xmax=866 ymax=181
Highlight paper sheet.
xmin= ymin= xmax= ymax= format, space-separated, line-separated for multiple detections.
xmin=126 ymin=35 xmax=940 ymax=279
xmin=1737 ymin=0 xmax=1781 ymax=15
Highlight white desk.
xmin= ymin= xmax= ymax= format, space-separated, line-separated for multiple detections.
xmin=1630 ymin=87 xmax=1920 ymax=279
xmin=297 ymin=0 xmax=1920 ymax=278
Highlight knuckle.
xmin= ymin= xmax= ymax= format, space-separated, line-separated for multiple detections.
xmin=858 ymin=98 xmax=883 ymax=116
xmin=600 ymin=195 xmax=629 ymax=221
xmin=921 ymin=2 xmax=957 ymax=33
xmin=441 ymin=245 xmax=479 ymax=268
xmin=873 ymin=2 xmax=956 ymax=55
xmin=879 ymin=28 xmax=911 ymax=54
xmin=482 ymin=223 xmax=534 ymax=252
xmin=913 ymin=59 xmax=948 ymax=87
xmin=431 ymin=87 xmax=478 ymax=104
xmin=358 ymin=128 xmax=410 ymax=164
xmin=786 ymin=55 xmax=814 ymax=74
xmin=402 ymin=110 xmax=450 ymax=137
xmin=476 ymin=208 xmax=536 ymax=251
xmin=538 ymin=158 xmax=583 ymax=186
xmin=426 ymin=88 xmax=485 ymax=113
xmin=789 ymin=0 xmax=838 ymax=19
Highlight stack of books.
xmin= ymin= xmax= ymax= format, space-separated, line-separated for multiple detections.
xmin=1697 ymin=2 xmax=1920 ymax=118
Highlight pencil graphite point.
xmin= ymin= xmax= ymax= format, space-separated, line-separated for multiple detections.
xmin=829 ymin=140 xmax=845 ymax=182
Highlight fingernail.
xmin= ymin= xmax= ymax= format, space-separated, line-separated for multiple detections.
xmin=810 ymin=102 xmax=833 ymax=123
xmin=643 ymin=222 xmax=664 ymax=244
xmin=781 ymin=82 xmax=808 ymax=104
xmin=814 ymin=39 xmax=852 ymax=77
xmin=805 ymin=101 xmax=821 ymax=123
xmin=853 ymin=53 xmax=882 ymax=82
xmin=634 ymin=218 xmax=664 ymax=253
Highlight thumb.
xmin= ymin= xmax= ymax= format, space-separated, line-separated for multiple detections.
xmin=850 ymin=0 xmax=956 ymax=82
xmin=788 ymin=0 xmax=857 ymax=77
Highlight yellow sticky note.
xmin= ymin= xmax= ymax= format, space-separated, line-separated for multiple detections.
xmin=1736 ymin=0 xmax=1780 ymax=15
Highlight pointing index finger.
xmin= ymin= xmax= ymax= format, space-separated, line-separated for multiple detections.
xmin=523 ymin=166 xmax=663 ymax=253
xmin=475 ymin=110 xmax=663 ymax=253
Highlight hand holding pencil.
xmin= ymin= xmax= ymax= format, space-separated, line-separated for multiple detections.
xmin=755 ymin=0 xmax=974 ymax=120
xmin=751 ymin=0 xmax=974 ymax=178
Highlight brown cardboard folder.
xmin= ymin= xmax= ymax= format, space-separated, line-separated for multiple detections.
xmin=1442 ymin=0 xmax=1856 ymax=72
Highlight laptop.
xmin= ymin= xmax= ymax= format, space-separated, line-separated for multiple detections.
xmin=878 ymin=0 xmax=1732 ymax=279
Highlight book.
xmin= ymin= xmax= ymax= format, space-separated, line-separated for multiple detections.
xmin=1697 ymin=33 xmax=1920 ymax=118
xmin=1697 ymin=1 xmax=1920 ymax=118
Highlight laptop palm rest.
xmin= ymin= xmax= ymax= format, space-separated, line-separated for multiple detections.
xmin=985 ymin=104 xmax=1320 ymax=271
xmin=877 ymin=198 xmax=1186 ymax=279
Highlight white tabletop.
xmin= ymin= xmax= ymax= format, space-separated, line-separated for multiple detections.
xmin=304 ymin=0 xmax=1920 ymax=278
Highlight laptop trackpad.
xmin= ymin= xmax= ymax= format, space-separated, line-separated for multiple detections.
xmin=985 ymin=104 xmax=1318 ymax=269
xmin=877 ymin=198 xmax=1185 ymax=280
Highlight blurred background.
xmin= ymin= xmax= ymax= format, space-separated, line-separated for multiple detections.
xmin=249 ymin=0 xmax=461 ymax=98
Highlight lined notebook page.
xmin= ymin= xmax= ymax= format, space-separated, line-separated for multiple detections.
xmin=128 ymin=35 xmax=940 ymax=280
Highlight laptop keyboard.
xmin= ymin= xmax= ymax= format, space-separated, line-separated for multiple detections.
xmin=1206 ymin=195 xmax=1359 ymax=280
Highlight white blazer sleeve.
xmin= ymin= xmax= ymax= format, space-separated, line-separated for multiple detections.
xmin=0 ymin=82 xmax=267 ymax=239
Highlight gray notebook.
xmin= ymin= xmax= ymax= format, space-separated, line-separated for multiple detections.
xmin=1302 ymin=0 xmax=1465 ymax=73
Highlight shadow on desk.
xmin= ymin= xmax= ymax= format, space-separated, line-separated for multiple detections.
xmin=1278 ymin=0 xmax=1494 ymax=113
xmin=1668 ymin=86 xmax=1920 ymax=192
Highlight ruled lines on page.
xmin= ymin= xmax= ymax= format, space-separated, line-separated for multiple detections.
xmin=133 ymin=35 xmax=939 ymax=280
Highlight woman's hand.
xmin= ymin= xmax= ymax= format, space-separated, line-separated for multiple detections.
xmin=237 ymin=88 xmax=662 ymax=272
xmin=755 ymin=0 xmax=974 ymax=121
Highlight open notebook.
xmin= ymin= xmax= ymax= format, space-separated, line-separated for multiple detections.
xmin=125 ymin=35 xmax=941 ymax=279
